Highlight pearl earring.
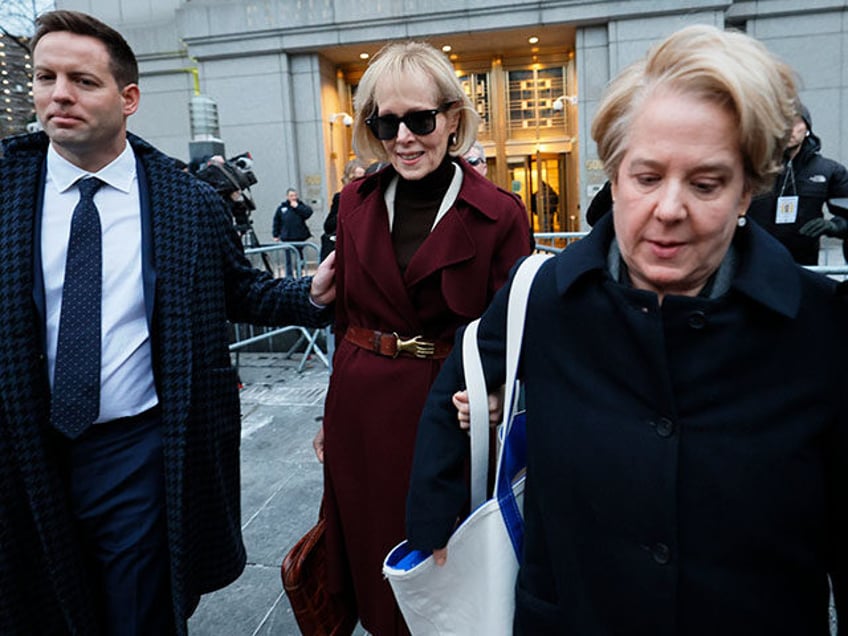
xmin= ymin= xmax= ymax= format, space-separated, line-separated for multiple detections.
xmin=737 ymin=215 xmax=747 ymax=228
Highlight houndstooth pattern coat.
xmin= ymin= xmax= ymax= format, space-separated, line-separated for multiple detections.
xmin=0 ymin=132 xmax=329 ymax=635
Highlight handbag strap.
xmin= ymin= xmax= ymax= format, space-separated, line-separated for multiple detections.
xmin=494 ymin=253 xmax=550 ymax=487
xmin=463 ymin=253 xmax=552 ymax=510
xmin=462 ymin=318 xmax=488 ymax=510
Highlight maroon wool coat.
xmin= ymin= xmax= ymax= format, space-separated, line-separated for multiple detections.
xmin=322 ymin=159 xmax=531 ymax=634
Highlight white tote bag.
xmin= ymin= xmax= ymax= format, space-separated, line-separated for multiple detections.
xmin=383 ymin=254 xmax=550 ymax=636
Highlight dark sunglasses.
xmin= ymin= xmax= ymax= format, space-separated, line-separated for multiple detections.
xmin=466 ymin=157 xmax=484 ymax=166
xmin=366 ymin=102 xmax=455 ymax=140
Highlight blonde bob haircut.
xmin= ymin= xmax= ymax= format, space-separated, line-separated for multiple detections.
xmin=352 ymin=41 xmax=480 ymax=161
xmin=591 ymin=24 xmax=797 ymax=196
xmin=342 ymin=157 xmax=368 ymax=185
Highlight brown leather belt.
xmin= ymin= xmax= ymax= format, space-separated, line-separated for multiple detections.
xmin=344 ymin=326 xmax=453 ymax=359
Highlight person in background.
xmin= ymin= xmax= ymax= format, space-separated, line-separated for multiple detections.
xmin=530 ymin=180 xmax=559 ymax=233
xmin=748 ymin=102 xmax=848 ymax=264
xmin=408 ymin=24 xmax=848 ymax=635
xmin=194 ymin=154 xmax=257 ymax=229
xmin=321 ymin=157 xmax=367 ymax=261
xmin=463 ymin=140 xmax=488 ymax=177
xmin=0 ymin=10 xmax=334 ymax=635
xmin=313 ymin=40 xmax=531 ymax=635
xmin=272 ymin=187 xmax=314 ymax=276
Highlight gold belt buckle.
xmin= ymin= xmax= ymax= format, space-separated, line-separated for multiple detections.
xmin=393 ymin=333 xmax=435 ymax=358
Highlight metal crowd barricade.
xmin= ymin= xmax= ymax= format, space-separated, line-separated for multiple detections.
xmin=807 ymin=265 xmax=848 ymax=280
xmin=230 ymin=241 xmax=332 ymax=373
xmin=285 ymin=241 xmax=321 ymax=277
xmin=534 ymin=231 xmax=589 ymax=254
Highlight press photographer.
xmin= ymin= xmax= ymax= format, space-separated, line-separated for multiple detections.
xmin=193 ymin=152 xmax=258 ymax=234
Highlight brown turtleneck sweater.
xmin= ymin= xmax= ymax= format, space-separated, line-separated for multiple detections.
xmin=391 ymin=156 xmax=455 ymax=273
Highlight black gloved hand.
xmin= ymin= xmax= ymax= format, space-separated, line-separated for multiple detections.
xmin=799 ymin=217 xmax=848 ymax=238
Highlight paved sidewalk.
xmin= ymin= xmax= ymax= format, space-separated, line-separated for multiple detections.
xmin=187 ymin=352 xmax=365 ymax=635
xmin=187 ymin=351 xmax=841 ymax=635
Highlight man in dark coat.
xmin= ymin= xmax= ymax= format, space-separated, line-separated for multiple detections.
xmin=272 ymin=187 xmax=314 ymax=276
xmin=0 ymin=10 xmax=334 ymax=635
xmin=748 ymin=103 xmax=848 ymax=265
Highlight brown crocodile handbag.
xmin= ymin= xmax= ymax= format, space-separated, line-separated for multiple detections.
xmin=281 ymin=514 xmax=357 ymax=636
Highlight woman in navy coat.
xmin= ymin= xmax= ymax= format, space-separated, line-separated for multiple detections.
xmin=407 ymin=25 xmax=848 ymax=635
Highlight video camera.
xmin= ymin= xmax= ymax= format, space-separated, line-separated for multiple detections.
xmin=194 ymin=152 xmax=258 ymax=229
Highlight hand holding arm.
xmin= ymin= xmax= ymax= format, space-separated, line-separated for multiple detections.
xmin=310 ymin=251 xmax=336 ymax=305
xmin=313 ymin=424 xmax=325 ymax=463
xmin=433 ymin=547 xmax=448 ymax=566
xmin=452 ymin=387 xmax=504 ymax=430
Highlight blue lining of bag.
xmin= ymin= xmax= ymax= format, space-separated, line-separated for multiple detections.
xmin=497 ymin=411 xmax=526 ymax=559
xmin=386 ymin=542 xmax=430 ymax=571
xmin=386 ymin=413 xmax=527 ymax=572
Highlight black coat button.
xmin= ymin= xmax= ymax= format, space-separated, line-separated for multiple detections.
xmin=688 ymin=311 xmax=706 ymax=329
xmin=652 ymin=543 xmax=671 ymax=565
xmin=650 ymin=417 xmax=675 ymax=438
xmin=656 ymin=417 xmax=675 ymax=438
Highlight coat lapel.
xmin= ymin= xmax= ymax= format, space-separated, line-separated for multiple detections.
xmin=134 ymin=139 xmax=195 ymax=422
xmin=0 ymin=138 xmax=48 ymax=414
xmin=344 ymin=183 xmax=422 ymax=328
xmin=403 ymin=206 xmax=476 ymax=288
xmin=0 ymin=134 xmax=98 ymax=628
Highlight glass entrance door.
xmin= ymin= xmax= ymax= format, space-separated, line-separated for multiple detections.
xmin=508 ymin=153 xmax=568 ymax=237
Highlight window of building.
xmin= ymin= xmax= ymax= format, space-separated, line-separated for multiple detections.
xmin=506 ymin=67 xmax=565 ymax=139
xmin=458 ymin=72 xmax=491 ymax=139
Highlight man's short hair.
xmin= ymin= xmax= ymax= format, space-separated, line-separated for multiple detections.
xmin=31 ymin=10 xmax=139 ymax=88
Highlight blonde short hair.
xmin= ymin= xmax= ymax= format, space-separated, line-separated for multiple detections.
xmin=352 ymin=41 xmax=480 ymax=161
xmin=342 ymin=157 xmax=368 ymax=185
xmin=591 ymin=24 xmax=797 ymax=196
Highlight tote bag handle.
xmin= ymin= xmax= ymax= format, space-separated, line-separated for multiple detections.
xmin=465 ymin=253 xmax=552 ymax=511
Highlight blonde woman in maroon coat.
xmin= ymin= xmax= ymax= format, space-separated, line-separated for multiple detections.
xmin=312 ymin=41 xmax=532 ymax=635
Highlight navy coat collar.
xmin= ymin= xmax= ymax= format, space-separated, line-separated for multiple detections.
xmin=555 ymin=212 xmax=804 ymax=319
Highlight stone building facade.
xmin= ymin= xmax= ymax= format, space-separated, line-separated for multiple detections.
xmin=52 ymin=0 xmax=848 ymax=245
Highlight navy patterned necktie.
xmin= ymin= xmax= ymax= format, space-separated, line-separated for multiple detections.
xmin=51 ymin=177 xmax=105 ymax=439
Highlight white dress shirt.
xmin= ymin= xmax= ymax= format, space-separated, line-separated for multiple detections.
xmin=42 ymin=142 xmax=158 ymax=422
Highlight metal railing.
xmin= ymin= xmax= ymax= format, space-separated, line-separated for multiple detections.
xmin=533 ymin=231 xmax=588 ymax=254
xmin=231 ymin=240 xmax=332 ymax=373
xmin=244 ymin=241 xmax=321 ymax=278
xmin=806 ymin=265 xmax=848 ymax=280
